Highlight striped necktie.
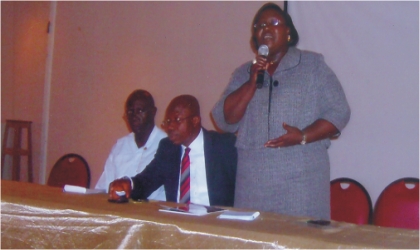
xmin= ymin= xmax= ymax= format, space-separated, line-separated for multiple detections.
xmin=179 ymin=147 xmax=191 ymax=204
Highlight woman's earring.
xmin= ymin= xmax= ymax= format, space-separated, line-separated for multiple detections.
xmin=287 ymin=35 xmax=291 ymax=42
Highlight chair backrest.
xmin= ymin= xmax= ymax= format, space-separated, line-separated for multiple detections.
xmin=330 ymin=178 xmax=372 ymax=225
xmin=373 ymin=177 xmax=419 ymax=230
xmin=47 ymin=153 xmax=90 ymax=188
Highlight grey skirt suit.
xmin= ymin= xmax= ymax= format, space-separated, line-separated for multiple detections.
xmin=211 ymin=47 xmax=351 ymax=219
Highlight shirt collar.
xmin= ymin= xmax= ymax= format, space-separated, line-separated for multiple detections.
xmin=182 ymin=128 xmax=203 ymax=152
xmin=276 ymin=46 xmax=301 ymax=71
xmin=129 ymin=125 xmax=161 ymax=150
xmin=144 ymin=126 xmax=161 ymax=149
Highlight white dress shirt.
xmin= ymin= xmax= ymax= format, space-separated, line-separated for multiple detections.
xmin=95 ymin=126 xmax=167 ymax=201
xmin=178 ymin=129 xmax=210 ymax=206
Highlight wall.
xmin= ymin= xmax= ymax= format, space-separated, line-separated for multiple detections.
xmin=288 ymin=1 xmax=419 ymax=205
xmin=2 ymin=1 xmax=418 ymax=207
xmin=1 ymin=1 xmax=50 ymax=181
xmin=46 ymin=1 xmax=270 ymax=186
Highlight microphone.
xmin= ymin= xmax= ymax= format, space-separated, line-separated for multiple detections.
xmin=256 ymin=45 xmax=269 ymax=89
xmin=273 ymin=80 xmax=279 ymax=87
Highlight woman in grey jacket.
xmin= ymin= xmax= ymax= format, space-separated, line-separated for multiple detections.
xmin=211 ymin=2 xmax=350 ymax=219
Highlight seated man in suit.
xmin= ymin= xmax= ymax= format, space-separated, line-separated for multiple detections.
xmin=108 ymin=94 xmax=237 ymax=207
xmin=96 ymin=89 xmax=166 ymax=201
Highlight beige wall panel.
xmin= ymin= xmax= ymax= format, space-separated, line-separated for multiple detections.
xmin=1 ymin=1 xmax=50 ymax=183
xmin=47 ymin=2 xmax=270 ymax=185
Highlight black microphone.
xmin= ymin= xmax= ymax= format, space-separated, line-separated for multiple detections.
xmin=273 ymin=80 xmax=279 ymax=87
xmin=256 ymin=45 xmax=269 ymax=89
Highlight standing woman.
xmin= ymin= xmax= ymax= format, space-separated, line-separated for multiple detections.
xmin=211 ymin=2 xmax=350 ymax=219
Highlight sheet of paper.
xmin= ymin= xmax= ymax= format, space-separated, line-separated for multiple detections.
xmin=63 ymin=185 xmax=106 ymax=194
xmin=217 ymin=210 xmax=260 ymax=221
xmin=159 ymin=204 xmax=225 ymax=216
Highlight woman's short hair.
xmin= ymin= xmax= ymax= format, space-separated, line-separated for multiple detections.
xmin=251 ymin=2 xmax=299 ymax=51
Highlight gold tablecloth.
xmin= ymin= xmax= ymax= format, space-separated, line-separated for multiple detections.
xmin=1 ymin=180 xmax=418 ymax=248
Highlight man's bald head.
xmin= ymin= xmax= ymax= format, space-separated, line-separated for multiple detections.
xmin=166 ymin=95 xmax=200 ymax=118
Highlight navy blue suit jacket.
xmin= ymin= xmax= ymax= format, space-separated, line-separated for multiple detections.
xmin=130 ymin=128 xmax=237 ymax=207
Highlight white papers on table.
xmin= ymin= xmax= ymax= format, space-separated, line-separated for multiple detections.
xmin=217 ymin=210 xmax=260 ymax=221
xmin=159 ymin=204 xmax=225 ymax=216
xmin=63 ymin=185 xmax=106 ymax=194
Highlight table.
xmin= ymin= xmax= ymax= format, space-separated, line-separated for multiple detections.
xmin=1 ymin=180 xmax=418 ymax=248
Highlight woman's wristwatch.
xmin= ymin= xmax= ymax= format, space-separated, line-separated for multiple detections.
xmin=300 ymin=133 xmax=307 ymax=145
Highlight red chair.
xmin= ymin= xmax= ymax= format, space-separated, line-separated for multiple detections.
xmin=330 ymin=178 xmax=372 ymax=224
xmin=373 ymin=177 xmax=419 ymax=230
xmin=47 ymin=154 xmax=91 ymax=188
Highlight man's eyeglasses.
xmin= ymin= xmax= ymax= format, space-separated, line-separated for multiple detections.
xmin=253 ymin=18 xmax=283 ymax=30
xmin=126 ymin=108 xmax=150 ymax=116
xmin=161 ymin=115 xmax=194 ymax=127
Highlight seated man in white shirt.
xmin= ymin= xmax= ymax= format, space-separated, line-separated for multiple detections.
xmin=95 ymin=89 xmax=166 ymax=201
xmin=108 ymin=95 xmax=237 ymax=206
